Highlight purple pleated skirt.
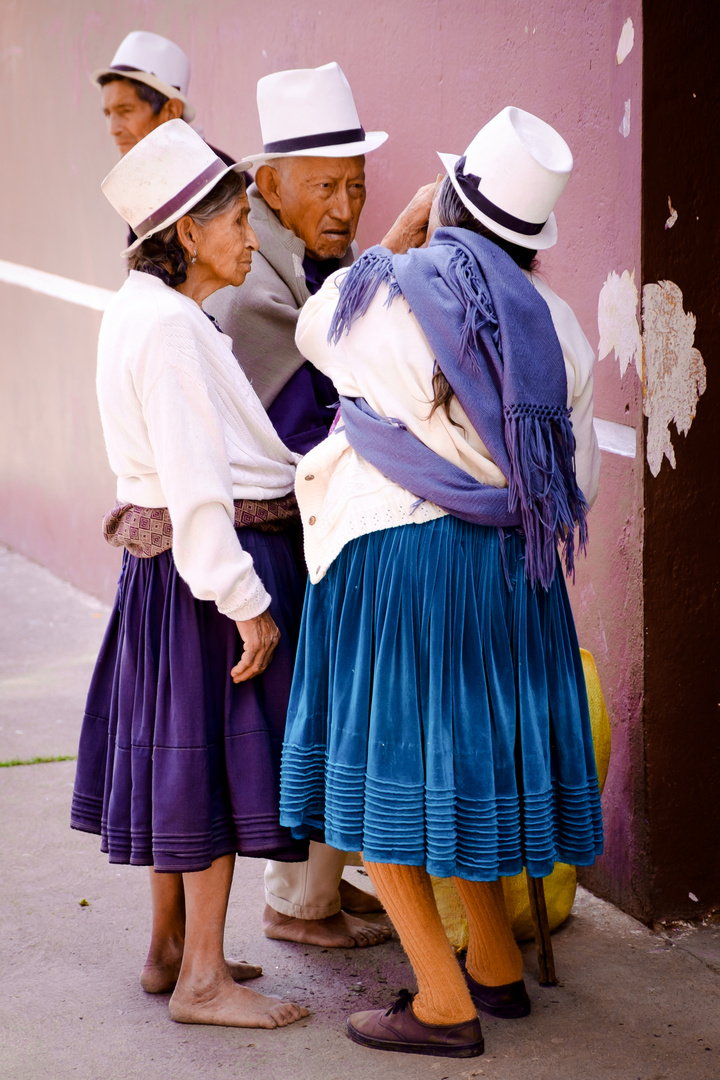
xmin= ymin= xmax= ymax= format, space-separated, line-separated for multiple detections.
xmin=71 ymin=527 xmax=308 ymax=872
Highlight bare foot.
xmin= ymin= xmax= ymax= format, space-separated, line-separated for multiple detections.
xmin=142 ymin=952 xmax=262 ymax=994
xmin=263 ymin=904 xmax=392 ymax=947
xmin=169 ymin=970 xmax=308 ymax=1028
xmin=339 ymin=877 xmax=385 ymax=915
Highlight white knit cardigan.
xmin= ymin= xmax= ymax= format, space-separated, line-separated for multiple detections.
xmin=96 ymin=271 xmax=299 ymax=621
xmin=294 ymin=270 xmax=601 ymax=584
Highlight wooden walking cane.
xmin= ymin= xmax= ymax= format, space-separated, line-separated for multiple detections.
xmin=527 ymin=875 xmax=558 ymax=985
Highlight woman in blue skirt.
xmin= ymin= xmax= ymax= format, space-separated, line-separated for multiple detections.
xmin=70 ymin=121 xmax=308 ymax=1029
xmin=280 ymin=107 xmax=603 ymax=1057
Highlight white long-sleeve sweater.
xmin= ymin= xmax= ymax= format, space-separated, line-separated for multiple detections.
xmin=96 ymin=270 xmax=299 ymax=621
xmin=294 ymin=269 xmax=601 ymax=584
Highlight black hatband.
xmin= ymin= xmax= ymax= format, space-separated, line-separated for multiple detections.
xmin=263 ymin=126 xmax=365 ymax=154
xmin=454 ymin=156 xmax=547 ymax=236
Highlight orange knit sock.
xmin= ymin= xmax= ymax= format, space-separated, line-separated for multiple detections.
xmin=364 ymin=862 xmax=477 ymax=1026
xmin=453 ymin=878 xmax=524 ymax=987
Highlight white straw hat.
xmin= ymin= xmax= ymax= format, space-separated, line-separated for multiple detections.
xmin=438 ymin=106 xmax=573 ymax=250
xmin=92 ymin=31 xmax=195 ymax=123
xmin=248 ymin=62 xmax=388 ymax=165
xmin=101 ymin=119 xmax=252 ymax=256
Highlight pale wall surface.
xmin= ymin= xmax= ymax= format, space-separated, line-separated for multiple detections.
xmin=0 ymin=1 xmax=643 ymax=910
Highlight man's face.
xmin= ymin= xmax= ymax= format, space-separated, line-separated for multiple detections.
xmin=101 ymin=80 xmax=169 ymax=156
xmin=268 ymin=156 xmax=367 ymax=260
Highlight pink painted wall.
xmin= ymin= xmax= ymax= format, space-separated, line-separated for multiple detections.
xmin=0 ymin=1 xmax=644 ymax=911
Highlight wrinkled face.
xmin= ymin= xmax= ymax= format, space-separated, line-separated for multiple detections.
xmin=271 ymin=156 xmax=367 ymax=260
xmin=101 ymin=81 xmax=168 ymax=156
xmin=188 ymin=193 xmax=259 ymax=290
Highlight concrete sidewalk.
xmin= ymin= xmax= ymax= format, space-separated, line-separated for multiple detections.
xmin=1 ymin=543 xmax=719 ymax=1080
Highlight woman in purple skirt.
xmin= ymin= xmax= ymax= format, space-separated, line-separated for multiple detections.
xmin=70 ymin=120 xmax=308 ymax=1029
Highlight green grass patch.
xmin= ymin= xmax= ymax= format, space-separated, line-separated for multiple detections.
xmin=0 ymin=754 xmax=77 ymax=768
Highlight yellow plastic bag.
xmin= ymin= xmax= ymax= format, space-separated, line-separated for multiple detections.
xmin=432 ymin=649 xmax=611 ymax=948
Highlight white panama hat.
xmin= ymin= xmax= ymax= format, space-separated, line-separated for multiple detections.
xmin=248 ymin=62 xmax=388 ymax=166
xmin=102 ymin=119 xmax=253 ymax=256
xmin=92 ymin=31 xmax=196 ymax=123
xmin=438 ymin=106 xmax=573 ymax=250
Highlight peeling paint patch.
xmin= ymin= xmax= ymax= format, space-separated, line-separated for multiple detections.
xmin=665 ymin=197 xmax=678 ymax=229
xmin=619 ymin=99 xmax=631 ymax=138
xmin=642 ymin=282 xmax=707 ymax=476
xmin=597 ymin=270 xmax=642 ymax=379
xmin=616 ymin=18 xmax=635 ymax=64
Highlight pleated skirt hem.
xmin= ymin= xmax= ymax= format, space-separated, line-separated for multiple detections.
xmin=72 ymin=529 xmax=308 ymax=873
xmin=279 ymin=517 xmax=604 ymax=881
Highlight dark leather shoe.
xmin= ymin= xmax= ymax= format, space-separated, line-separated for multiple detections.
xmin=463 ymin=970 xmax=531 ymax=1019
xmin=347 ymin=989 xmax=484 ymax=1058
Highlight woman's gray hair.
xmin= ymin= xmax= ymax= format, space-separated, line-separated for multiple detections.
xmin=435 ymin=175 xmax=537 ymax=272
xmin=128 ymin=169 xmax=247 ymax=287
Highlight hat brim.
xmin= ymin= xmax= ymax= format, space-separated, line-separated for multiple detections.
xmin=91 ymin=67 xmax=196 ymax=124
xmin=121 ymin=160 xmax=254 ymax=256
xmin=247 ymin=130 xmax=388 ymax=166
xmin=437 ymin=151 xmax=558 ymax=251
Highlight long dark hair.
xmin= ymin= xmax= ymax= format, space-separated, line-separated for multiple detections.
xmin=128 ymin=169 xmax=246 ymax=287
xmin=429 ymin=176 xmax=539 ymax=423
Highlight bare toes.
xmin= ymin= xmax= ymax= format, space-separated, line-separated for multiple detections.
xmin=227 ymin=960 xmax=263 ymax=982
xmin=270 ymin=1001 xmax=308 ymax=1027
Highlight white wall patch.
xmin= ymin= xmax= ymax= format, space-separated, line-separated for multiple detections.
xmin=665 ymin=197 xmax=678 ymax=229
xmin=619 ymin=98 xmax=631 ymax=138
xmin=0 ymin=259 xmax=114 ymax=311
xmin=616 ymin=18 xmax=635 ymax=64
xmin=597 ymin=269 xmax=642 ymax=379
xmin=642 ymin=281 xmax=707 ymax=476
xmin=593 ymin=418 xmax=637 ymax=459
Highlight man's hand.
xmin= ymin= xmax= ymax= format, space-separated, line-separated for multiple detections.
xmin=380 ymin=179 xmax=442 ymax=254
xmin=231 ymin=610 xmax=281 ymax=682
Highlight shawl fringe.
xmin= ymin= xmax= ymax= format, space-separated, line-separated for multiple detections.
xmin=444 ymin=247 xmax=503 ymax=367
xmin=504 ymin=405 xmax=589 ymax=587
xmin=328 ymin=247 xmax=401 ymax=343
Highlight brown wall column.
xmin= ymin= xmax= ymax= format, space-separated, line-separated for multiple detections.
xmin=641 ymin=0 xmax=720 ymax=921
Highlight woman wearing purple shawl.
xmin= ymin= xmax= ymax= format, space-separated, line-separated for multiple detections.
xmin=280 ymin=108 xmax=603 ymax=1058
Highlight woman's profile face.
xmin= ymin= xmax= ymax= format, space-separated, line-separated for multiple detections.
xmin=192 ymin=194 xmax=259 ymax=290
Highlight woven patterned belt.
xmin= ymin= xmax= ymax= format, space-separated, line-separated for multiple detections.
xmin=103 ymin=493 xmax=300 ymax=558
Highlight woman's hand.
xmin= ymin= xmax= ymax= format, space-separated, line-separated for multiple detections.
xmin=231 ymin=610 xmax=281 ymax=682
xmin=380 ymin=178 xmax=443 ymax=254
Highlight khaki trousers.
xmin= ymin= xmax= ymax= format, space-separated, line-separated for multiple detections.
xmin=265 ymin=841 xmax=360 ymax=919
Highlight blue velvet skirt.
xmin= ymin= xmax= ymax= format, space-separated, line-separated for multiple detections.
xmin=71 ymin=527 xmax=307 ymax=872
xmin=280 ymin=516 xmax=603 ymax=880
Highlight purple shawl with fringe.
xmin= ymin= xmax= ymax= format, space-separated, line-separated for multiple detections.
xmin=327 ymin=227 xmax=588 ymax=589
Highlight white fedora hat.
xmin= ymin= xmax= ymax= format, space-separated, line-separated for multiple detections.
xmin=438 ymin=106 xmax=573 ymax=250
xmin=248 ymin=62 xmax=388 ymax=165
xmin=92 ymin=31 xmax=195 ymax=123
xmin=102 ymin=119 xmax=252 ymax=256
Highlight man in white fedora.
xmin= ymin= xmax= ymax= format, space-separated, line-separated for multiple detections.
xmin=207 ymin=61 xmax=433 ymax=950
xmin=92 ymin=30 xmax=234 ymax=165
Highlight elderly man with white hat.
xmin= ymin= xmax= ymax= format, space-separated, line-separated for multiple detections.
xmin=207 ymin=61 xmax=434 ymax=950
